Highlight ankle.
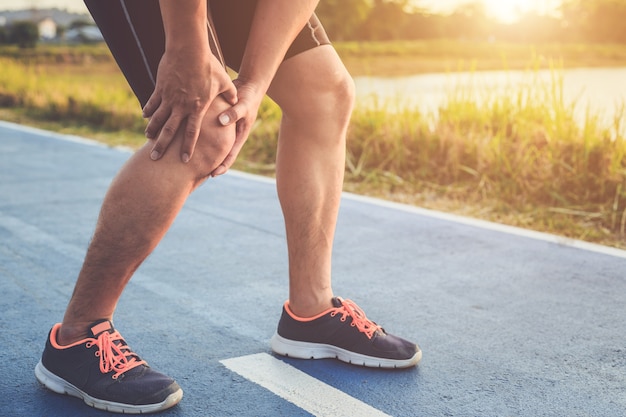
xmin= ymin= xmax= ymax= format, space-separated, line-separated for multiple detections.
xmin=287 ymin=297 xmax=334 ymax=318
xmin=57 ymin=321 xmax=96 ymax=346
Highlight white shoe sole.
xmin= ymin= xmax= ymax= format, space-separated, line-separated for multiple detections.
xmin=270 ymin=333 xmax=422 ymax=369
xmin=35 ymin=360 xmax=183 ymax=414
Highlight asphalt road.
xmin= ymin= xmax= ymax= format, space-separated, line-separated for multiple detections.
xmin=1 ymin=121 xmax=625 ymax=416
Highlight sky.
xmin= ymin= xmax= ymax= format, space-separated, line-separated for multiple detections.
xmin=0 ymin=0 xmax=562 ymax=23
xmin=421 ymin=0 xmax=562 ymax=23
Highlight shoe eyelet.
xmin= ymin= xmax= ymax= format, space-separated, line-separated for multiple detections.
xmin=85 ymin=342 xmax=93 ymax=348
xmin=330 ymin=312 xmax=336 ymax=317
xmin=340 ymin=317 xmax=346 ymax=322
xmin=112 ymin=375 xmax=118 ymax=380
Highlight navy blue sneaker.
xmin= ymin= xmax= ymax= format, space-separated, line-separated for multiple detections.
xmin=270 ymin=297 xmax=421 ymax=368
xmin=35 ymin=320 xmax=182 ymax=414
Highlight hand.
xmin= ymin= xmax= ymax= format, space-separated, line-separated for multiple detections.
xmin=142 ymin=48 xmax=238 ymax=163
xmin=210 ymin=79 xmax=265 ymax=176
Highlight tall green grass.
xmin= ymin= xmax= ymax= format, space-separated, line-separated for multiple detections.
xmin=344 ymin=67 xmax=626 ymax=245
xmin=0 ymin=57 xmax=144 ymax=132
xmin=0 ymin=52 xmax=624 ymax=248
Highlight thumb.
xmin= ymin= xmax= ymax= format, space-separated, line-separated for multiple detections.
xmin=218 ymin=104 xmax=240 ymax=126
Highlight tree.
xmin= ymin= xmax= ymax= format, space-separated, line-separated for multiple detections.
xmin=316 ymin=0 xmax=371 ymax=41
xmin=560 ymin=0 xmax=626 ymax=42
xmin=358 ymin=0 xmax=411 ymax=40
xmin=447 ymin=2 xmax=490 ymax=40
xmin=9 ymin=21 xmax=39 ymax=48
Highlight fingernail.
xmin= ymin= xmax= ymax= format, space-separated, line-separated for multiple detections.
xmin=182 ymin=153 xmax=190 ymax=163
xmin=150 ymin=150 xmax=160 ymax=160
xmin=219 ymin=114 xmax=230 ymax=125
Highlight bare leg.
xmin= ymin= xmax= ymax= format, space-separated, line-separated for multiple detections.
xmin=58 ymin=98 xmax=235 ymax=345
xmin=268 ymin=45 xmax=355 ymax=318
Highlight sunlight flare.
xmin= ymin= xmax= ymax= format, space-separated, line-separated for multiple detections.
xmin=482 ymin=0 xmax=531 ymax=23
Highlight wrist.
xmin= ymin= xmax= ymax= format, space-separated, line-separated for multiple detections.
xmin=163 ymin=22 xmax=208 ymax=53
xmin=159 ymin=0 xmax=208 ymax=51
xmin=164 ymin=39 xmax=210 ymax=57
xmin=235 ymin=74 xmax=269 ymax=98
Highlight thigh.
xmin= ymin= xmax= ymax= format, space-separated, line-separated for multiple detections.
xmin=84 ymin=0 xmax=223 ymax=108
xmin=85 ymin=0 xmax=332 ymax=107
xmin=84 ymin=0 xmax=163 ymax=107
xmin=210 ymin=0 xmax=331 ymax=73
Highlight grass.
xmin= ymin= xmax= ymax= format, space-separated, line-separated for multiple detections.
xmin=343 ymin=71 xmax=626 ymax=247
xmin=1 ymin=42 xmax=625 ymax=249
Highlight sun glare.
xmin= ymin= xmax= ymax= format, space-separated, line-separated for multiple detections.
xmin=481 ymin=0 xmax=539 ymax=23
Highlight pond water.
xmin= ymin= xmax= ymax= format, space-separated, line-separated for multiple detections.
xmin=353 ymin=67 xmax=626 ymax=128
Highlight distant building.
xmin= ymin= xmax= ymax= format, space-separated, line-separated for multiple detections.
xmin=38 ymin=17 xmax=57 ymax=40
xmin=0 ymin=8 xmax=97 ymax=42
xmin=65 ymin=25 xmax=103 ymax=43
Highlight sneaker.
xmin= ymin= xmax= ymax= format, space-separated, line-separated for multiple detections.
xmin=270 ymin=297 xmax=421 ymax=368
xmin=35 ymin=320 xmax=183 ymax=414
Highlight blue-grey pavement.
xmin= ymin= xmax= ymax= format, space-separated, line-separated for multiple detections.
xmin=1 ymin=120 xmax=625 ymax=417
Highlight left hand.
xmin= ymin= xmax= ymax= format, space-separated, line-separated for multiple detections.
xmin=210 ymin=79 xmax=265 ymax=176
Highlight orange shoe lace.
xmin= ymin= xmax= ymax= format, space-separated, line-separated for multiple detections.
xmin=330 ymin=298 xmax=383 ymax=339
xmin=86 ymin=330 xmax=147 ymax=379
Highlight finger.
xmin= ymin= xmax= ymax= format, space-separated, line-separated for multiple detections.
xmin=144 ymin=106 xmax=170 ymax=139
xmin=180 ymin=114 xmax=203 ymax=163
xmin=150 ymin=114 xmax=183 ymax=161
xmin=210 ymin=163 xmax=229 ymax=177
xmin=220 ymin=81 xmax=239 ymax=106
xmin=142 ymin=92 xmax=161 ymax=118
xmin=211 ymin=122 xmax=250 ymax=176
xmin=210 ymin=142 xmax=242 ymax=176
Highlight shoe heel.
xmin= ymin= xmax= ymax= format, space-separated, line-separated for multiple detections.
xmin=35 ymin=361 xmax=77 ymax=396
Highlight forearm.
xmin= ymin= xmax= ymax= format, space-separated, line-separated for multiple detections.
xmin=159 ymin=0 xmax=209 ymax=52
xmin=238 ymin=0 xmax=320 ymax=93
xmin=145 ymin=0 xmax=238 ymax=163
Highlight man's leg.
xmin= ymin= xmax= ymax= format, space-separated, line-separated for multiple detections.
xmin=58 ymin=98 xmax=235 ymax=345
xmin=35 ymin=97 xmax=235 ymax=414
xmin=268 ymin=45 xmax=422 ymax=368
xmin=267 ymin=45 xmax=354 ymax=318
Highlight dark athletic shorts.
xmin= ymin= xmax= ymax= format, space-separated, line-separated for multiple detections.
xmin=83 ymin=0 xmax=331 ymax=107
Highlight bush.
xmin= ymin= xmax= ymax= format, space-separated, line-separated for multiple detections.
xmin=8 ymin=21 xmax=39 ymax=48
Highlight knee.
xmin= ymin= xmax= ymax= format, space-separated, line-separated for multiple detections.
xmin=283 ymin=66 xmax=355 ymax=128
xmin=314 ymin=68 xmax=355 ymax=124
xmin=328 ymin=70 xmax=355 ymax=123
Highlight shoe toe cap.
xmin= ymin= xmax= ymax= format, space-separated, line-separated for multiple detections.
xmin=371 ymin=332 xmax=420 ymax=360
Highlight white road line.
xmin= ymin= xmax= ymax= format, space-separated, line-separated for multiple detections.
xmin=0 ymin=212 xmax=85 ymax=260
xmin=220 ymin=353 xmax=392 ymax=417
xmin=342 ymin=192 xmax=626 ymax=260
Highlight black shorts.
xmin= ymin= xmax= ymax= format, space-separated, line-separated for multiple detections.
xmin=83 ymin=0 xmax=331 ymax=107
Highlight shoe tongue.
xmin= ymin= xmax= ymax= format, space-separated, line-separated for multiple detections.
xmin=88 ymin=319 xmax=115 ymax=338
